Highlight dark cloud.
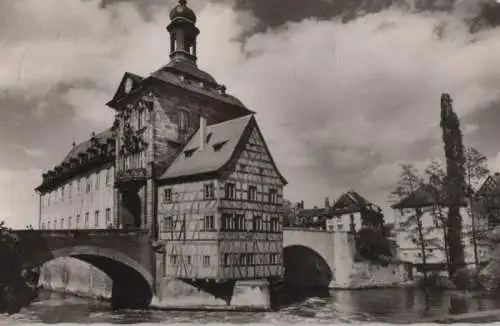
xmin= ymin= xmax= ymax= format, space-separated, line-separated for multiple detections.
xmin=1 ymin=0 xmax=500 ymax=227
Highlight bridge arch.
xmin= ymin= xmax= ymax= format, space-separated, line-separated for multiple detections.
xmin=283 ymin=229 xmax=337 ymax=289
xmin=283 ymin=245 xmax=332 ymax=289
xmin=18 ymin=233 xmax=155 ymax=310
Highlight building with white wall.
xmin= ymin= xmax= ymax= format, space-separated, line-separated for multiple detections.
xmin=326 ymin=190 xmax=385 ymax=233
xmin=392 ymin=189 xmax=490 ymax=270
xmin=37 ymin=131 xmax=116 ymax=231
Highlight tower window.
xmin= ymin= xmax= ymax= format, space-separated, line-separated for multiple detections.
xmin=178 ymin=110 xmax=189 ymax=132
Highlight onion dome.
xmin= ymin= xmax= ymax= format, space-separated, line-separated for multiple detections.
xmin=169 ymin=0 xmax=196 ymax=23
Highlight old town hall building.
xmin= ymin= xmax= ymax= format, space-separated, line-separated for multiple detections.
xmin=35 ymin=0 xmax=287 ymax=284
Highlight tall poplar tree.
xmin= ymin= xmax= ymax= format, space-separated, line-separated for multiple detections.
xmin=440 ymin=93 xmax=466 ymax=278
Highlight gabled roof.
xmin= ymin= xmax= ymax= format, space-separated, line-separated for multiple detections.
xmin=332 ymin=190 xmax=380 ymax=214
xmin=476 ymin=173 xmax=500 ymax=197
xmin=159 ymin=114 xmax=287 ymax=185
xmin=106 ymin=72 xmax=144 ymax=108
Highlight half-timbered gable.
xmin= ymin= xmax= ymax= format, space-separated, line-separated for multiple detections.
xmin=157 ymin=114 xmax=286 ymax=280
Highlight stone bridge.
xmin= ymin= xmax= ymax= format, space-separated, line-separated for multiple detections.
xmin=13 ymin=229 xmax=155 ymax=309
xmin=283 ymin=228 xmax=355 ymax=289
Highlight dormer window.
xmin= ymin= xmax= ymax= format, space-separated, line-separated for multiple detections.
xmin=184 ymin=149 xmax=196 ymax=158
xmin=178 ymin=110 xmax=189 ymax=132
xmin=213 ymin=141 xmax=228 ymax=152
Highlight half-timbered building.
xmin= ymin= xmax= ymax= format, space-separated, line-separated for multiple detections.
xmin=157 ymin=115 xmax=287 ymax=281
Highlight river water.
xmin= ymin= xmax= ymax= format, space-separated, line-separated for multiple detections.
xmin=3 ymin=288 xmax=500 ymax=324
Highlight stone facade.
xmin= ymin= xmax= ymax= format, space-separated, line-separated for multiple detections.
xmin=283 ymin=228 xmax=409 ymax=289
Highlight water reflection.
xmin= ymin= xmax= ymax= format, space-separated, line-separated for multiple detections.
xmin=5 ymin=288 xmax=500 ymax=324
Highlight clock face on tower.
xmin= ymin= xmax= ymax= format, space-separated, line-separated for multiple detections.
xmin=124 ymin=78 xmax=133 ymax=94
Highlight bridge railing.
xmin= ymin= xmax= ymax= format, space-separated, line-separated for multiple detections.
xmin=11 ymin=228 xmax=149 ymax=238
xmin=283 ymin=227 xmax=332 ymax=233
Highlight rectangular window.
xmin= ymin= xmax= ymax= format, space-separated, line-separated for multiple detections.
xmin=77 ymin=179 xmax=81 ymax=194
xmin=233 ymin=214 xmax=245 ymax=231
xmin=105 ymin=208 xmax=111 ymax=227
xmin=76 ymin=215 xmax=80 ymax=229
xmin=204 ymin=215 xmax=214 ymax=230
xmin=170 ymin=255 xmax=178 ymax=265
xmin=61 ymin=186 xmax=65 ymax=200
xmin=253 ymin=216 xmax=263 ymax=232
xmin=270 ymin=217 xmax=279 ymax=232
xmin=222 ymin=213 xmax=232 ymax=231
xmin=86 ymin=176 xmax=91 ymax=193
xmin=203 ymin=255 xmax=210 ymax=267
xmin=95 ymin=172 xmax=100 ymax=190
xmin=68 ymin=182 xmax=72 ymax=200
xmin=269 ymin=189 xmax=278 ymax=204
xmin=238 ymin=254 xmax=246 ymax=266
xmin=106 ymin=168 xmax=112 ymax=186
xmin=94 ymin=210 xmax=100 ymax=227
xmin=68 ymin=216 xmax=72 ymax=229
xmin=246 ymin=253 xmax=255 ymax=265
xmin=338 ymin=223 xmax=344 ymax=230
xmin=163 ymin=216 xmax=173 ymax=231
xmin=225 ymin=183 xmax=236 ymax=199
xmin=270 ymin=253 xmax=279 ymax=264
xmin=223 ymin=254 xmax=230 ymax=266
xmin=186 ymin=255 xmax=192 ymax=265
xmin=204 ymin=183 xmax=214 ymax=199
xmin=164 ymin=188 xmax=172 ymax=202
xmin=248 ymin=186 xmax=257 ymax=201
xmin=60 ymin=218 xmax=64 ymax=229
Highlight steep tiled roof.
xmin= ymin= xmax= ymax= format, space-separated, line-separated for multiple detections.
xmin=61 ymin=128 xmax=114 ymax=165
xmin=159 ymin=114 xmax=254 ymax=180
xmin=332 ymin=190 xmax=380 ymax=214
xmin=150 ymin=60 xmax=250 ymax=110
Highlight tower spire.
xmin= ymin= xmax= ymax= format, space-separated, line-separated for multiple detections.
xmin=167 ymin=0 xmax=200 ymax=65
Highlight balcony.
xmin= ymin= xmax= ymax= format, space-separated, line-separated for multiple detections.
xmin=116 ymin=168 xmax=147 ymax=187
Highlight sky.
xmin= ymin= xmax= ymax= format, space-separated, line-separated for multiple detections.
xmin=1 ymin=0 xmax=500 ymax=228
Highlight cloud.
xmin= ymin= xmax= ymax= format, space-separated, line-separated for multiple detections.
xmin=1 ymin=0 xmax=500 ymax=226
xmin=0 ymin=168 xmax=42 ymax=229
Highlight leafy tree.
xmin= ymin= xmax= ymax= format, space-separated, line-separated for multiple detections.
xmin=355 ymin=226 xmax=394 ymax=266
xmin=440 ymin=93 xmax=467 ymax=278
xmin=391 ymin=164 xmax=434 ymax=283
xmin=464 ymin=146 xmax=490 ymax=268
xmin=420 ymin=160 xmax=451 ymax=271
xmin=0 ymin=221 xmax=38 ymax=314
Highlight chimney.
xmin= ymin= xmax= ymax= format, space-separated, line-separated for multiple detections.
xmin=199 ymin=115 xmax=207 ymax=150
